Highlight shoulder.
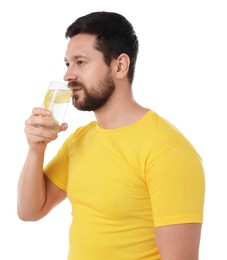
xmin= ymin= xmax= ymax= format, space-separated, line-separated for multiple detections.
xmin=143 ymin=110 xmax=197 ymax=153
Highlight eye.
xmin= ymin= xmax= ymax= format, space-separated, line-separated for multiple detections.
xmin=65 ymin=62 xmax=69 ymax=68
xmin=77 ymin=60 xmax=85 ymax=66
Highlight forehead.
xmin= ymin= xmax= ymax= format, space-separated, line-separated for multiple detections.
xmin=65 ymin=34 xmax=99 ymax=60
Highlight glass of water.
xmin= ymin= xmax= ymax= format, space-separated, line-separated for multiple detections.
xmin=42 ymin=81 xmax=72 ymax=133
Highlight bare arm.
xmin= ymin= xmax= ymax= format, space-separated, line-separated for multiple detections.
xmin=155 ymin=223 xmax=202 ymax=260
xmin=17 ymin=107 xmax=67 ymax=221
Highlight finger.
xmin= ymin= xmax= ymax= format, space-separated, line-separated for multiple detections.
xmin=60 ymin=123 xmax=68 ymax=132
xmin=25 ymin=124 xmax=57 ymax=142
xmin=32 ymin=107 xmax=52 ymax=117
xmin=25 ymin=115 xmax=55 ymax=128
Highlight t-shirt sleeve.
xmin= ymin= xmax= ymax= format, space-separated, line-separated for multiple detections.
xmin=44 ymin=139 xmax=70 ymax=191
xmin=146 ymin=144 xmax=205 ymax=227
xmin=44 ymin=122 xmax=97 ymax=192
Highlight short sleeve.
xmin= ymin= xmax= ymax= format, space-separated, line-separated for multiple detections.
xmin=44 ymin=140 xmax=70 ymax=191
xmin=146 ymin=145 xmax=205 ymax=227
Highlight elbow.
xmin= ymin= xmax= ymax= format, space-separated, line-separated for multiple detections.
xmin=17 ymin=212 xmax=33 ymax=222
xmin=17 ymin=207 xmax=43 ymax=222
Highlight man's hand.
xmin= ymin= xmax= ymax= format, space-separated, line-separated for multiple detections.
xmin=24 ymin=107 xmax=68 ymax=151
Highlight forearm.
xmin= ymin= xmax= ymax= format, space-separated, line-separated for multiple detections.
xmin=17 ymin=149 xmax=46 ymax=220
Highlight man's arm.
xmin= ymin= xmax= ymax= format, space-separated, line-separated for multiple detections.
xmin=17 ymin=152 xmax=66 ymax=221
xmin=155 ymin=223 xmax=202 ymax=260
xmin=17 ymin=107 xmax=67 ymax=221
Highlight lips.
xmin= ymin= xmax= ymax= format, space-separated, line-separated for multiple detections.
xmin=71 ymin=86 xmax=83 ymax=98
xmin=72 ymin=86 xmax=82 ymax=91
xmin=68 ymin=81 xmax=84 ymax=92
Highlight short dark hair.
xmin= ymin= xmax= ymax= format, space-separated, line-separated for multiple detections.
xmin=65 ymin=11 xmax=139 ymax=84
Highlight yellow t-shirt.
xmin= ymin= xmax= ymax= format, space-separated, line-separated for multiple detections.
xmin=44 ymin=109 xmax=205 ymax=260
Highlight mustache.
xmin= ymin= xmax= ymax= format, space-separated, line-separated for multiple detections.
xmin=68 ymin=80 xmax=85 ymax=88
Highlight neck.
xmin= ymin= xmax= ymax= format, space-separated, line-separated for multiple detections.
xmin=94 ymin=90 xmax=148 ymax=129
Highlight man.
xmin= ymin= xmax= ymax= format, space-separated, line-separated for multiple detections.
xmin=17 ymin=11 xmax=205 ymax=260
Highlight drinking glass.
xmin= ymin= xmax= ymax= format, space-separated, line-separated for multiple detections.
xmin=42 ymin=81 xmax=71 ymax=133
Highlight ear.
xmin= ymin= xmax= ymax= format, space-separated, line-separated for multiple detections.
xmin=113 ymin=53 xmax=130 ymax=80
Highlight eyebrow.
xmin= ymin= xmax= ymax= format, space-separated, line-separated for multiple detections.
xmin=64 ymin=55 xmax=87 ymax=63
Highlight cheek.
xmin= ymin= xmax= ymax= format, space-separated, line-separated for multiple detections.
xmin=81 ymin=61 xmax=110 ymax=86
xmin=82 ymin=70 xmax=103 ymax=86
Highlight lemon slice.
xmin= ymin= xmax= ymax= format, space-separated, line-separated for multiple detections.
xmin=44 ymin=89 xmax=71 ymax=109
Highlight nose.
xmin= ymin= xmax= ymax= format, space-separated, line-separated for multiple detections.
xmin=63 ymin=66 xmax=78 ymax=82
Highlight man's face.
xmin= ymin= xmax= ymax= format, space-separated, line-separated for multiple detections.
xmin=64 ymin=34 xmax=115 ymax=111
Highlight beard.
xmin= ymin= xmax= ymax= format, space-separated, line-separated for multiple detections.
xmin=70 ymin=71 xmax=115 ymax=111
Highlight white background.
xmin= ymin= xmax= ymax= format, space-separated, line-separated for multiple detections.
xmin=0 ymin=0 xmax=226 ymax=259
